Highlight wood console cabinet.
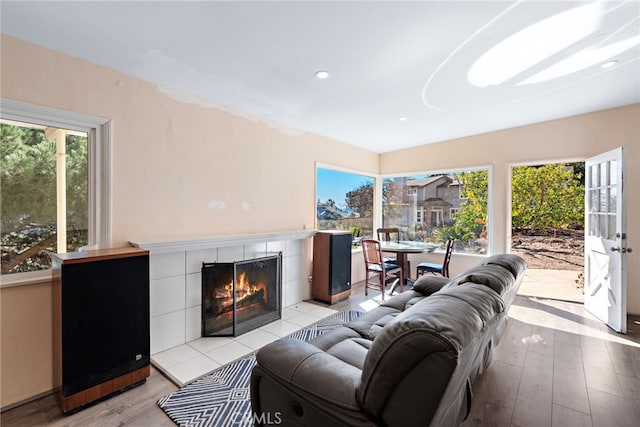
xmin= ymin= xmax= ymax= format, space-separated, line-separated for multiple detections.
xmin=52 ymin=247 xmax=150 ymax=412
xmin=312 ymin=231 xmax=352 ymax=304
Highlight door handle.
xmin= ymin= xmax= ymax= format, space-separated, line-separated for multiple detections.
xmin=612 ymin=247 xmax=632 ymax=253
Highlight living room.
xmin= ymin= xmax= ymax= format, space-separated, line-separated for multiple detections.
xmin=1 ymin=1 xmax=639 ymax=426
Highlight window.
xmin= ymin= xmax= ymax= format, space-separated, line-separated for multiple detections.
xmin=382 ymin=169 xmax=489 ymax=253
xmin=316 ymin=165 xmax=374 ymax=246
xmin=0 ymin=100 xmax=111 ymax=282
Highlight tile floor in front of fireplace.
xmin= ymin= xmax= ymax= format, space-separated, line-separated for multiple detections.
xmin=151 ymin=301 xmax=343 ymax=386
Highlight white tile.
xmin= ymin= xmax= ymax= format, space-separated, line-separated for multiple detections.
xmin=205 ymin=341 xmax=254 ymax=366
xmin=234 ymin=329 xmax=280 ymax=351
xmin=185 ymin=305 xmax=202 ymax=342
xmin=281 ymin=307 xmax=302 ymax=320
xmin=244 ymin=243 xmax=267 ymax=260
xmin=285 ymin=254 xmax=303 ymax=281
xmin=186 ymin=272 xmax=201 ymax=308
xmin=284 ymin=279 xmax=307 ymax=306
xmin=151 ymin=344 xmax=200 ymax=368
xmin=149 ymin=252 xmax=185 ymax=280
xmin=287 ymin=312 xmax=322 ymax=328
xmin=168 ymin=355 xmax=221 ymax=386
xmin=285 ymin=239 xmax=304 ymax=257
xmin=260 ymin=320 xmax=302 ymax=338
xmin=150 ymin=275 xmax=185 ymax=317
xmin=266 ymin=240 xmax=285 ymax=254
xmin=286 ymin=301 xmax=320 ymax=313
xmin=151 ymin=310 xmax=185 ymax=354
xmin=187 ymin=336 xmax=233 ymax=353
xmin=218 ymin=246 xmax=244 ymax=262
xmin=185 ymin=248 xmax=218 ymax=274
xmin=306 ymin=305 xmax=338 ymax=319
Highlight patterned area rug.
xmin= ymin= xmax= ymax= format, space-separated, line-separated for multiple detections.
xmin=157 ymin=309 xmax=365 ymax=427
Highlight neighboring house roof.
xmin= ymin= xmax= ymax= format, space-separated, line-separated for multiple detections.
xmin=406 ymin=174 xmax=461 ymax=188
xmin=406 ymin=175 xmax=447 ymax=187
xmin=421 ymin=198 xmax=452 ymax=207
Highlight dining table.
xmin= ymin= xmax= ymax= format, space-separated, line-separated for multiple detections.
xmin=379 ymin=240 xmax=440 ymax=290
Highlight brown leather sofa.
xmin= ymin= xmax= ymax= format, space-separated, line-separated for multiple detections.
xmin=250 ymin=254 xmax=527 ymax=427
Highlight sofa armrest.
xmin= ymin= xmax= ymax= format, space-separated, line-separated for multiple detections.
xmin=254 ymin=338 xmax=362 ymax=411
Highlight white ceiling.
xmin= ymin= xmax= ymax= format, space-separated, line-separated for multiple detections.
xmin=2 ymin=1 xmax=639 ymax=153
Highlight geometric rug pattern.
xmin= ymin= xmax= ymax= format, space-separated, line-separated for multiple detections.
xmin=157 ymin=309 xmax=365 ymax=427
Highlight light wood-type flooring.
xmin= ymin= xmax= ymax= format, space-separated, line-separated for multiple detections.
xmin=2 ymin=280 xmax=639 ymax=427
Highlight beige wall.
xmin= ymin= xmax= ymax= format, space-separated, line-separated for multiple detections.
xmin=1 ymin=33 xmax=639 ymax=409
xmin=381 ymin=104 xmax=640 ymax=315
xmin=0 ymin=34 xmax=378 ymax=408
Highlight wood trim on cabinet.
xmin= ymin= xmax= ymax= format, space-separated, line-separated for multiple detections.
xmin=56 ymin=366 xmax=150 ymax=413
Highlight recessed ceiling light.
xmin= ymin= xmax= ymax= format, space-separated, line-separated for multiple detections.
xmin=601 ymin=60 xmax=618 ymax=69
xmin=315 ymin=70 xmax=330 ymax=80
xmin=399 ymin=116 xmax=408 ymax=122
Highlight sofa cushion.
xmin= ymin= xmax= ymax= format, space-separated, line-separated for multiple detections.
xmin=412 ymin=275 xmax=451 ymax=295
xmin=380 ymin=290 xmax=424 ymax=310
xmin=479 ymin=254 xmax=528 ymax=279
xmin=345 ymin=306 xmax=401 ymax=339
xmin=324 ymin=338 xmax=371 ymax=370
xmin=434 ymin=283 xmax=505 ymax=329
xmin=449 ymin=264 xmax=514 ymax=295
xmin=309 ymin=326 xmax=362 ymax=352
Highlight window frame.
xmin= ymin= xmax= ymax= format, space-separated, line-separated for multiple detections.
xmin=0 ymin=99 xmax=111 ymax=287
xmin=315 ymin=162 xmax=377 ymax=249
xmin=380 ymin=165 xmax=494 ymax=254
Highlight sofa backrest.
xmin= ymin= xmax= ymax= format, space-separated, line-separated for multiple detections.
xmin=357 ymin=281 xmax=504 ymax=427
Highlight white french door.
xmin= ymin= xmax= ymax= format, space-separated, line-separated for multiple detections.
xmin=584 ymin=147 xmax=627 ymax=333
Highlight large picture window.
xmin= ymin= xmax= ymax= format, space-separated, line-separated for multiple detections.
xmin=382 ymin=169 xmax=489 ymax=253
xmin=316 ymin=166 xmax=374 ymax=245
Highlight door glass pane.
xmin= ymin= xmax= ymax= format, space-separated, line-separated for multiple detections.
xmin=608 ymin=214 xmax=617 ymax=240
xmin=598 ymin=215 xmax=606 ymax=238
xmin=609 ymin=187 xmax=617 ymax=213
xmin=599 ymin=189 xmax=607 ymax=212
xmin=590 ymin=164 xmax=599 ymax=187
xmin=589 ymin=214 xmax=598 ymax=236
xmin=600 ymin=162 xmax=608 ymax=186
xmin=610 ymin=160 xmax=617 ymax=185
xmin=590 ymin=190 xmax=599 ymax=212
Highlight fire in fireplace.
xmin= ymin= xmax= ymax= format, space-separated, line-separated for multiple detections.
xmin=202 ymin=253 xmax=281 ymax=337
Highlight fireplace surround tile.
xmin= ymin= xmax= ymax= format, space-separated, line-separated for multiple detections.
xmin=244 ymin=242 xmax=268 ymax=260
xmin=185 ymin=272 xmax=201 ymax=308
xmin=150 ymin=275 xmax=186 ymax=317
xmin=217 ymin=246 xmax=244 ymax=263
xmin=185 ymin=248 xmax=218 ymax=274
xmin=185 ymin=305 xmax=201 ymax=342
xmin=204 ymin=341 xmax=254 ymax=366
xmin=133 ymin=231 xmax=316 ymax=355
xmin=168 ymin=354 xmax=221 ymax=386
xmin=150 ymin=251 xmax=185 ymax=280
xmin=151 ymin=310 xmax=185 ymax=354
xmin=233 ymin=329 xmax=280 ymax=351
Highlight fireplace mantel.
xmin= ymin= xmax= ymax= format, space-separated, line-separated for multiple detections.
xmin=130 ymin=229 xmax=317 ymax=254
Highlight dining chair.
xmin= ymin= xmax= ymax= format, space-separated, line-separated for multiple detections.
xmin=377 ymin=227 xmax=400 ymax=264
xmin=415 ymin=239 xmax=454 ymax=278
xmin=361 ymin=239 xmax=403 ymax=300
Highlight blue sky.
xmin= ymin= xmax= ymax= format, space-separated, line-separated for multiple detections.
xmin=316 ymin=168 xmax=373 ymax=209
